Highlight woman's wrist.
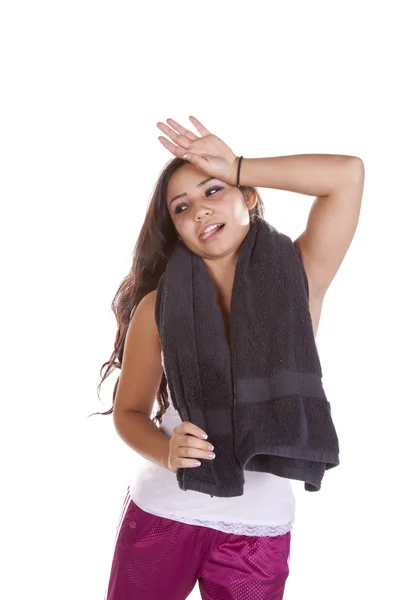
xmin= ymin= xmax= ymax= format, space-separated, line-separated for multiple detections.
xmin=228 ymin=156 xmax=241 ymax=187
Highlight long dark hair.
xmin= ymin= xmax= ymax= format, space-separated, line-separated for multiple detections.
xmin=89 ymin=157 xmax=265 ymax=426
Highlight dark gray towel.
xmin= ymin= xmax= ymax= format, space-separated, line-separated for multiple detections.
xmin=155 ymin=215 xmax=340 ymax=497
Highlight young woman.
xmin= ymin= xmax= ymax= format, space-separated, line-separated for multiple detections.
xmin=96 ymin=116 xmax=364 ymax=599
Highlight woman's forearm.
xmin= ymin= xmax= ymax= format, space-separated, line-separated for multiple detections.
xmin=238 ymin=154 xmax=363 ymax=197
xmin=113 ymin=410 xmax=171 ymax=471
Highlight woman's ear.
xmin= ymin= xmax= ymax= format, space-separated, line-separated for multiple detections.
xmin=247 ymin=191 xmax=258 ymax=211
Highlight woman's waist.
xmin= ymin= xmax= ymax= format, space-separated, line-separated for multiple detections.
xmin=129 ymin=463 xmax=295 ymax=526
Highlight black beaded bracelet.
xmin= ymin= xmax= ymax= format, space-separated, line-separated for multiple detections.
xmin=236 ymin=156 xmax=243 ymax=187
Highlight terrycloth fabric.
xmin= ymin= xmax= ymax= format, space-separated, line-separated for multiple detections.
xmin=155 ymin=215 xmax=340 ymax=498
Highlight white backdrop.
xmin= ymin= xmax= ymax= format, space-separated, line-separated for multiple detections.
xmin=1 ymin=1 xmax=399 ymax=598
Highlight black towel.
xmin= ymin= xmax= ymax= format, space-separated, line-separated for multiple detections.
xmin=155 ymin=215 xmax=340 ymax=497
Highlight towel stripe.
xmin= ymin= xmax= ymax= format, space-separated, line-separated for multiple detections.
xmin=180 ymin=370 xmax=326 ymax=436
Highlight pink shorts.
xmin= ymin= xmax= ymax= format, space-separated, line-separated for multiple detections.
xmin=105 ymin=486 xmax=291 ymax=600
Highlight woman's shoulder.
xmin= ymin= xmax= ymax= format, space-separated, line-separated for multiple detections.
xmin=139 ymin=289 xmax=157 ymax=309
xmin=135 ymin=289 xmax=163 ymax=345
xmin=141 ymin=288 xmax=157 ymax=305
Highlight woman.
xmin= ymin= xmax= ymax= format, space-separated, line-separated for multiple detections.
xmin=95 ymin=116 xmax=365 ymax=599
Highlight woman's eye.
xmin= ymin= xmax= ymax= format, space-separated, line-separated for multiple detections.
xmin=174 ymin=187 xmax=223 ymax=215
xmin=206 ymin=186 xmax=223 ymax=196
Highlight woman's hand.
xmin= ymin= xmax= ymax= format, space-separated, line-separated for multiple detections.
xmin=157 ymin=116 xmax=239 ymax=186
xmin=167 ymin=421 xmax=216 ymax=474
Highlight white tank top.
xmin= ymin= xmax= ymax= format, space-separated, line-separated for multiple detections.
xmin=129 ymin=399 xmax=296 ymax=537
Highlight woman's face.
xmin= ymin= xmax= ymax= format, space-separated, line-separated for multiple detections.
xmin=166 ymin=163 xmax=255 ymax=259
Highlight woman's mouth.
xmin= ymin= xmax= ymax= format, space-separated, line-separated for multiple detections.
xmin=199 ymin=223 xmax=225 ymax=241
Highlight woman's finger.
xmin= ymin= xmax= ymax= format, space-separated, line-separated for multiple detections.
xmin=158 ymin=136 xmax=186 ymax=158
xmin=166 ymin=118 xmax=198 ymax=141
xmin=157 ymin=122 xmax=191 ymax=149
xmin=189 ymin=115 xmax=211 ymax=136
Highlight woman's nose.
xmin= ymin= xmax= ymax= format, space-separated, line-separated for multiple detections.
xmin=195 ymin=208 xmax=211 ymax=221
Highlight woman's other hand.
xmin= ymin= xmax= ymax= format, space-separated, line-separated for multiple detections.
xmin=157 ymin=115 xmax=239 ymax=186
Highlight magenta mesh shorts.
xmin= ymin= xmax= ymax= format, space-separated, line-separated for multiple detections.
xmin=105 ymin=486 xmax=291 ymax=600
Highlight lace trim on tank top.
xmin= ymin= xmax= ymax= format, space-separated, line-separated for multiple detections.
xmin=131 ymin=495 xmax=293 ymax=536
xmin=161 ymin=514 xmax=294 ymax=537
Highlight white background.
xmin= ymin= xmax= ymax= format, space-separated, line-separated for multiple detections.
xmin=1 ymin=1 xmax=399 ymax=598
